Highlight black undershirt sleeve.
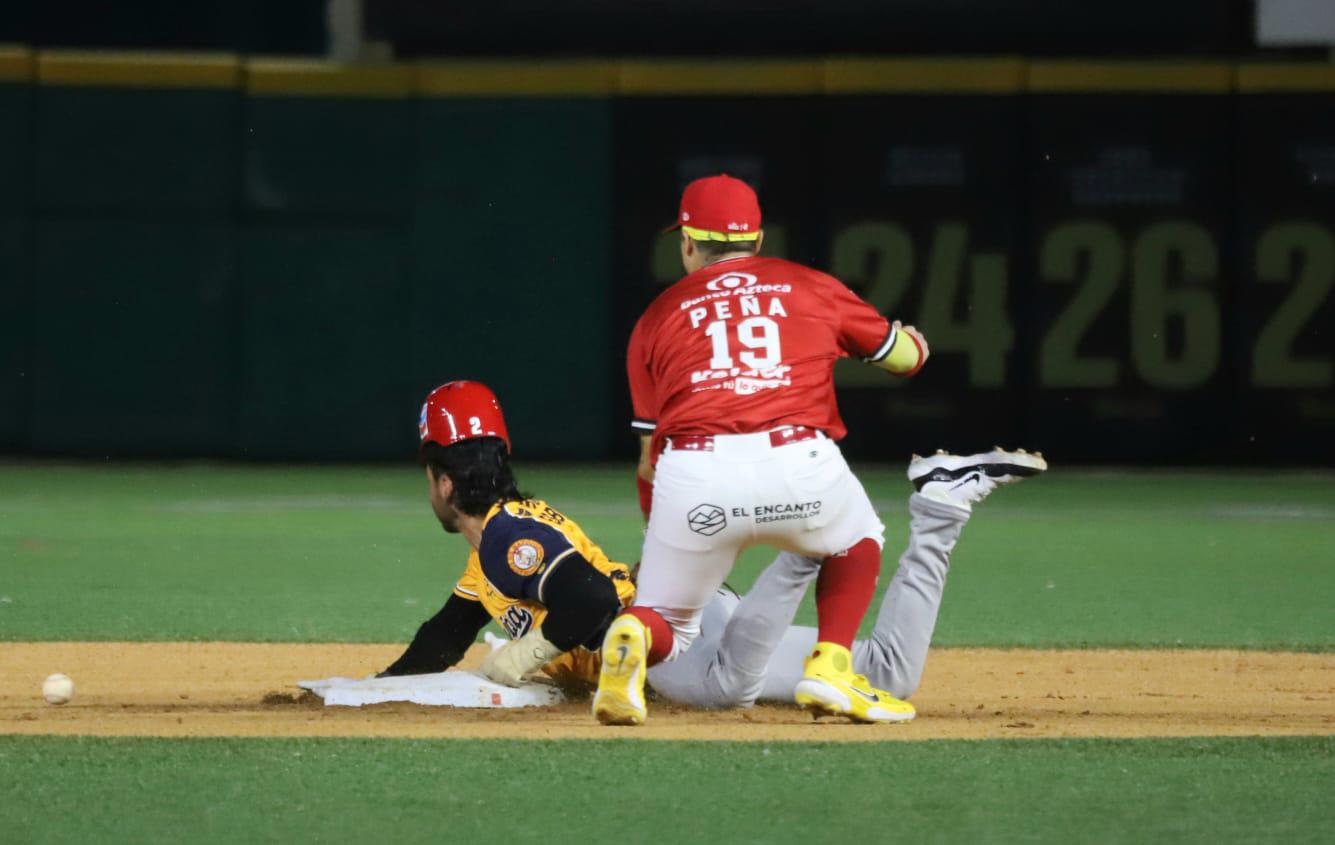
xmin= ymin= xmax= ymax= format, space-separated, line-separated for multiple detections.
xmin=379 ymin=593 xmax=491 ymax=677
xmin=539 ymin=554 xmax=623 ymax=653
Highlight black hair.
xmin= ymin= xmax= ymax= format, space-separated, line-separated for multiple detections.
xmin=419 ymin=437 xmax=527 ymax=517
xmin=692 ymin=237 xmax=759 ymax=259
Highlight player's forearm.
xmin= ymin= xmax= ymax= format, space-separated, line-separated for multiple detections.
xmin=380 ymin=593 xmax=490 ymax=676
xmin=539 ymin=555 xmax=623 ymax=652
xmin=866 ymin=321 xmax=929 ymax=377
xmin=480 ymin=557 xmax=622 ymax=686
xmin=636 ymin=434 xmax=655 ymax=520
xmin=636 ymin=474 xmax=653 ymax=521
xmin=636 ymin=435 xmax=655 ymax=483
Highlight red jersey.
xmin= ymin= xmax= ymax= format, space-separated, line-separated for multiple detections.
xmin=628 ymin=255 xmax=895 ymax=446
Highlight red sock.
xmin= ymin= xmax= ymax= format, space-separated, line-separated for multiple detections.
xmin=623 ymin=607 xmax=673 ymax=666
xmin=815 ymin=538 xmax=882 ymax=649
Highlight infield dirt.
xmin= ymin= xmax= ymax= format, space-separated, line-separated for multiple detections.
xmin=2 ymin=643 xmax=1330 ymax=741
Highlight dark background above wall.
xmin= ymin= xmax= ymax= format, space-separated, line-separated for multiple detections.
xmin=0 ymin=1 xmax=328 ymax=54
xmin=0 ymin=2 xmax=1271 ymax=58
xmin=368 ymin=0 xmax=1255 ymax=58
xmin=0 ymin=55 xmax=1331 ymax=464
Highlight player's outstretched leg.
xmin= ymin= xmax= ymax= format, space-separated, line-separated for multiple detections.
xmin=909 ymin=447 xmax=1047 ymax=512
xmin=853 ymin=447 xmax=1048 ymax=697
xmin=593 ymin=614 xmax=652 ymax=726
xmin=729 ymin=448 xmax=1046 ymax=711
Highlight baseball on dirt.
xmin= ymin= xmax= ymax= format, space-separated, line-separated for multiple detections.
xmin=42 ymin=673 xmax=74 ymax=705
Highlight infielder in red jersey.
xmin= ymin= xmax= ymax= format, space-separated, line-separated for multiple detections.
xmin=626 ymin=252 xmax=921 ymax=449
xmin=594 ymin=174 xmax=930 ymax=725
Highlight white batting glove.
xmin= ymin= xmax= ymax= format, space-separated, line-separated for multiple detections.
xmin=480 ymin=629 xmax=563 ymax=687
xmin=483 ymin=632 xmax=508 ymax=653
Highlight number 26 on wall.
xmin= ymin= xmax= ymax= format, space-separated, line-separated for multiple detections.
xmin=1040 ymin=219 xmax=1334 ymax=390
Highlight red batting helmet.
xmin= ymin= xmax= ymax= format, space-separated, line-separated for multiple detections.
xmin=418 ymin=381 xmax=511 ymax=451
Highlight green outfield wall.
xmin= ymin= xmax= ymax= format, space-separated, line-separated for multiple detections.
xmin=0 ymin=51 xmax=1331 ymax=462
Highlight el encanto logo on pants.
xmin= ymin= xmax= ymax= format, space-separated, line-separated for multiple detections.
xmin=687 ymin=504 xmax=727 ymax=536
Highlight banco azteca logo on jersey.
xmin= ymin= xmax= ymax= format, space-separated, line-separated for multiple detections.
xmin=687 ymin=503 xmax=727 ymax=536
xmin=705 ymin=272 xmax=757 ymax=292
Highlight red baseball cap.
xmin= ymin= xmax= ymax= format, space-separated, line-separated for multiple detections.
xmin=418 ymin=381 xmax=511 ymax=451
xmin=666 ymin=174 xmax=762 ymax=242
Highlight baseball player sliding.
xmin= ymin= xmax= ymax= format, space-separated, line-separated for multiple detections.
xmin=379 ymin=381 xmax=636 ymax=687
xmin=595 ymin=174 xmax=934 ymax=726
xmin=382 ymin=380 xmax=1045 ymax=712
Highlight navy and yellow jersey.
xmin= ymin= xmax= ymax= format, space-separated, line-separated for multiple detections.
xmin=452 ymin=499 xmax=635 ymax=683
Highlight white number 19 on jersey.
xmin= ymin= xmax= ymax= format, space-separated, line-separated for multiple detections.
xmin=705 ymin=317 xmax=783 ymax=370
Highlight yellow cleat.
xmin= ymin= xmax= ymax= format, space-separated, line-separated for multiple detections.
xmin=593 ymin=615 xmax=650 ymax=726
xmin=794 ymin=642 xmax=916 ymax=724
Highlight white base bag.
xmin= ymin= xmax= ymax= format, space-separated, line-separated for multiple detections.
xmin=299 ymin=670 xmax=565 ymax=709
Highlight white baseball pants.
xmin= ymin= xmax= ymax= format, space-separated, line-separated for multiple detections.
xmin=636 ymin=429 xmax=885 ymax=661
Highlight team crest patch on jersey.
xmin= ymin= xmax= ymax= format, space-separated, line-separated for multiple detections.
xmin=507 ymin=540 xmax=545 ymax=575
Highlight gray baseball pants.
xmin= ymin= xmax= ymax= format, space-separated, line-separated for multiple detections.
xmin=646 ymin=492 xmax=968 ymax=706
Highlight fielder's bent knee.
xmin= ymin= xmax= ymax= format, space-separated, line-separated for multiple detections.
xmin=656 ymin=610 xmax=702 ymax=661
xmin=670 ymin=629 xmax=700 ymax=660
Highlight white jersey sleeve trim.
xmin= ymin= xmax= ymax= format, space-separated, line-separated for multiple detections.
xmin=863 ymin=325 xmax=898 ymax=364
xmin=631 ymin=419 xmax=657 ymax=432
xmin=537 ymin=547 xmax=578 ymax=604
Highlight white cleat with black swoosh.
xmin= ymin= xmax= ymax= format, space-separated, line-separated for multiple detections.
xmin=908 ymin=448 xmax=1048 ymax=512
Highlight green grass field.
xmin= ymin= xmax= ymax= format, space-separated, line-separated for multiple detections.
xmin=3 ymin=463 xmax=1332 ymax=648
xmin=1 ymin=736 xmax=1331 ymax=844
xmin=2 ymin=463 xmax=1333 ymax=843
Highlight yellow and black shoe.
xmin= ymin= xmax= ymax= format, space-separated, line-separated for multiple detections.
xmin=794 ymin=642 xmax=915 ymax=724
xmin=592 ymin=615 xmax=650 ymax=726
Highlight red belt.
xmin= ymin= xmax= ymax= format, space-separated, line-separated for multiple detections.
xmin=664 ymin=426 xmax=823 ymax=453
